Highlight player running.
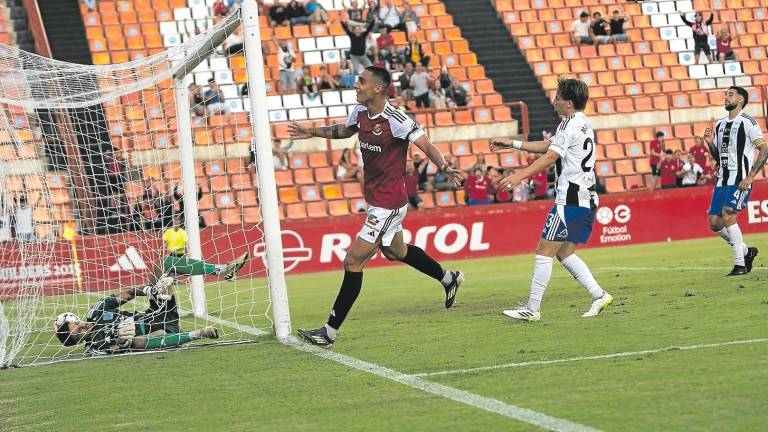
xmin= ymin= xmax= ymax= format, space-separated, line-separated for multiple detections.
xmin=703 ymin=86 xmax=766 ymax=276
xmin=288 ymin=66 xmax=464 ymax=348
xmin=53 ymin=275 xmax=219 ymax=355
xmin=491 ymin=78 xmax=612 ymax=321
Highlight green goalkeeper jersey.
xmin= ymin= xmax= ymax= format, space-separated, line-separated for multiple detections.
xmin=84 ymin=295 xmax=137 ymax=356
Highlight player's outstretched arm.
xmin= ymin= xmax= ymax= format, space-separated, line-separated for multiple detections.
xmin=288 ymin=121 xmax=356 ymax=140
xmin=490 ymin=137 xmax=550 ymax=154
xmin=498 ymin=149 xmax=560 ymax=191
xmin=413 ymin=135 xmax=464 ymax=186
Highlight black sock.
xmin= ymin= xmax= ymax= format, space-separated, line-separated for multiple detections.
xmin=400 ymin=244 xmax=446 ymax=283
xmin=326 ymin=271 xmax=363 ymax=330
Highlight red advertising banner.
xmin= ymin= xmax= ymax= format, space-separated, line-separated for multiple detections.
xmin=1 ymin=181 xmax=767 ymax=296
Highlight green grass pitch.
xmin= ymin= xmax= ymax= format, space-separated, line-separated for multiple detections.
xmin=1 ymin=234 xmax=767 ymax=431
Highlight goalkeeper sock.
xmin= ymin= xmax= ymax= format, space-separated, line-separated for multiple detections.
xmin=163 ymin=256 xmax=218 ymax=275
xmin=326 ymin=271 xmax=363 ymax=331
xmin=144 ymin=333 xmax=191 ymax=349
xmin=725 ymin=224 xmax=748 ymax=266
xmin=560 ymin=254 xmax=605 ymax=301
xmin=527 ymin=255 xmax=553 ymax=313
xmin=400 ymin=244 xmax=446 ymax=282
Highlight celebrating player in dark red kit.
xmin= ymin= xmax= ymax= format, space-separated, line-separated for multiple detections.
xmin=289 ymin=66 xmax=464 ymax=348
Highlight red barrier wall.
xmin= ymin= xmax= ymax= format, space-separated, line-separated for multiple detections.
xmin=2 ymin=181 xmax=767 ymax=296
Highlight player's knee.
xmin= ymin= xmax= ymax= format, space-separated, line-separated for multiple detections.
xmin=343 ymin=255 xmax=365 ymax=272
xmin=381 ymin=249 xmax=403 ymax=261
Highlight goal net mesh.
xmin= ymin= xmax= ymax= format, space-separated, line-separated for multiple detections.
xmin=0 ymin=10 xmax=274 ymax=367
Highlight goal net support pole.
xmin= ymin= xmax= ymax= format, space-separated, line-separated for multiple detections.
xmin=173 ymin=79 xmax=206 ymax=316
xmin=242 ymin=0 xmax=291 ymax=339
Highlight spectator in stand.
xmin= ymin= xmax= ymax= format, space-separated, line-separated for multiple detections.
xmin=337 ymin=59 xmax=357 ymax=88
xmin=466 ymin=153 xmax=490 ymax=175
xmin=438 ymin=66 xmax=452 ymax=91
xmin=659 ymin=149 xmax=680 ymax=189
xmin=277 ymin=39 xmax=297 ymax=93
xmin=203 ymin=78 xmax=230 ymax=115
xmin=673 ymin=150 xmax=685 ymax=187
xmin=716 ymin=23 xmax=736 ymax=63
xmin=337 ymin=148 xmax=363 ymax=181
xmin=678 ymin=153 xmax=704 ymax=187
xmin=405 ymin=163 xmax=424 ymax=210
xmin=489 ymin=168 xmax=509 ymax=203
xmin=399 ymin=61 xmax=414 ymax=101
xmin=680 ymin=10 xmax=715 ymax=64
xmin=298 ymin=65 xmax=316 ymax=93
xmin=365 ymin=0 xmax=381 ymax=29
xmin=223 ymin=27 xmax=244 ymax=55
xmin=689 ymin=135 xmax=709 ymax=168
xmin=571 ymin=12 xmax=594 ymax=45
xmin=376 ymin=26 xmax=396 ymax=66
xmin=342 ymin=20 xmax=373 ymax=74
xmin=609 ymin=8 xmax=630 ymax=43
xmin=399 ymin=2 xmax=419 ymax=33
xmin=188 ymin=83 xmax=205 ymax=116
xmin=699 ymin=155 xmax=717 ymax=185
xmin=378 ymin=0 xmax=401 ymax=32
xmin=286 ymin=0 xmax=309 ymax=25
xmin=410 ymin=63 xmax=430 ymax=108
xmin=428 ymin=80 xmax=448 ymax=109
xmin=529 ymin=156 xmax=549 ymax=200
xmin=649 ymin=130 xmax=665 ymax=190
xmin=269 ymin=2 xmax=289 ymax=26
xmin=590 ymin=12 xmax=612 ymax=46
xmin=213 ymin=0 xmax=229 ymax=17
xmin=83 ymin=0 xmax=96 ymax=12
xmin=412 ymin=152 xmax=430 ymax=191
xmin=13 ymin=194 xmax=35 ymax=242
xmin=317 ymin=66 xmax=338 ymax=90
xmin=509 ymin=169 xmax=532 ymax=202
xmin=432 ymin=154 xmax=457 ymax=191
xmin=305 ymin=83 xmax=322 ymax=103
xmin=405 ymin=34 xmax=430 ymax=67
xmin=369 ymin=46 xmax=387 ymax=69
xmin=343 ymin=0 xmax=366 ymax=26
xmin=273 ymin=138 xmax=289 ymax=170
xmin=305 ymin=0 xmax=328 ymax=24
xmin=446 ymin=78 xmax=471 ymax=107
xmin=465 ymin=169 xmax=493 ymax=205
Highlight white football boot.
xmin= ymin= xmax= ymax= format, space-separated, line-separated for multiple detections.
xmin=582 ymin=293 xmax=613 ymax=317
xmin=502 ymin=305 xmax=541 ymax=322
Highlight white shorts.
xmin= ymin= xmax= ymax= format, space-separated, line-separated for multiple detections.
xmin=357 ymin=204 xmax=408 ymax=246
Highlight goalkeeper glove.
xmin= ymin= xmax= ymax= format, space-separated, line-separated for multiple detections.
xmin=116 ymin=317 xmax=136 ymax=349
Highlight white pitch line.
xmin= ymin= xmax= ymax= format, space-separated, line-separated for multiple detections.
xmin=412 ymin=338 xmax=768 ymax=378
xmin=597 ymin=266 xmax=767 ymax=272
xmin=206 ymin=315 xmax=600 ymax=432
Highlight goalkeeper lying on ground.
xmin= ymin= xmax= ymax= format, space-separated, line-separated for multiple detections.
xmin=53 ymin=275 xmax=218 ymax=356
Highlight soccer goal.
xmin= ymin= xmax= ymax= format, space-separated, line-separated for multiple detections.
xmin=0 ymin=2 xmax=290 ymax=368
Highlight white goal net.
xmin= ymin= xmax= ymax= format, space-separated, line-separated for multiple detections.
xmin=0 ymin=6 xmax=289 ymax=368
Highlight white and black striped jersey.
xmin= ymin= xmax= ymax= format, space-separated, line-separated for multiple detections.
xmin=549 ymin=112 xmax=599 ymax=208
xmin=713 ymin=111 xmax=765 ymax=187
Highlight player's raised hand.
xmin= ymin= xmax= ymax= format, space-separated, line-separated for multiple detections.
xmin=703 ymin=128 xmax=714 ymax=145
xmin=490 ymin=137 xmax=514 ymax=152
xmin=498 ymin=172 xmax=524 ymax=191
xmin=288 ymin=121 xmax=313 ymax=140
xmin=445 ymin=166 xmax=464 ymax=187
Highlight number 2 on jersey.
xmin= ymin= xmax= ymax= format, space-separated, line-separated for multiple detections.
xmin=581 ymin=138 xmax=595 ymax=172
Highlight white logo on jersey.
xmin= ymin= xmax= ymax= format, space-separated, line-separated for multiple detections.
xmin=360 ymin=141 xmax=382 ymax=152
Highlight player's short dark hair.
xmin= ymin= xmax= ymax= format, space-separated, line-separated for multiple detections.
xmin=729 ymin=86 xmax=749 ymax=109
xmin=55 ymin=321 xmax=77 ymax=347
xmin=366 ymin=66 xmax=391 ymax=88
xmin=655 ymin=131 xmax=665 ymax=138
xmin=556 ymin=78 xmax=589 ymax=110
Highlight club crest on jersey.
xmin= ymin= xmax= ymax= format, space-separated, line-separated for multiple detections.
xmin=372 ymin=123 xmax=383 ymax=136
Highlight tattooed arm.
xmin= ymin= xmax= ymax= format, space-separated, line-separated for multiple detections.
xmin=740 ymin=138 xmax=767 ymax=190
xmin=288 ymin=122 xmax=357 ymax=140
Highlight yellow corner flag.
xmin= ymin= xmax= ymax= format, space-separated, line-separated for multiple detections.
xmin=61 ymin=223 xmax=83 ymax=291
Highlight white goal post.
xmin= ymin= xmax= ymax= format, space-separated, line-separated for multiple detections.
xmin=0 ymin=2 xmax=290 ymax=367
